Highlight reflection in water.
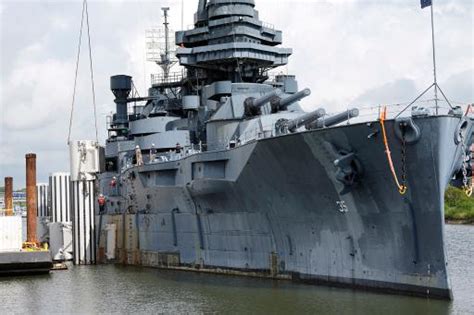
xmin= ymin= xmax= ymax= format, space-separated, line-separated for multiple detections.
xmin=0 ymin=225 xmax=472 ymax=314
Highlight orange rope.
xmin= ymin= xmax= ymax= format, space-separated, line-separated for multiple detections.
xmin=465 ymin=104 xmax=472 ymax=116
xmin=379 ymin=107 xmax=407 ymax=195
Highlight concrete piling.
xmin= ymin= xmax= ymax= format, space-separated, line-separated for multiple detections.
xmin=4 ymin=177 xmax=13 ymax=216
xmin=25 ymin=154 xmax=37 ymax=243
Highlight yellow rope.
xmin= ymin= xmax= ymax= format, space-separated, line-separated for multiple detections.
xmin=379 ymin=107 xmax=408 ymax=195
xmin=466 ymin=186 xmax=473 ymax=197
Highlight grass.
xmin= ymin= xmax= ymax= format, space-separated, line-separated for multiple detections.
xmin=445 ymin=186 xmax=474 ymax=224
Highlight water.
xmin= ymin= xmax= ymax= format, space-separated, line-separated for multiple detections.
xmin=1 ymin=225 xmax=472 ymax=314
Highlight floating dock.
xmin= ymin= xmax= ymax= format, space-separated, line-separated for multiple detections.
xmin=0 ymin=155 xmax=53 ymax=276
xmin=0 ymin=251 xmax=52 ymax=276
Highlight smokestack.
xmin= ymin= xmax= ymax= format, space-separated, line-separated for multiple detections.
xmin=26 ymin=154 xmax=37 ymax=243
xmin=4 ymin=177 xmax=13 ymax=216
xmin=110 ymin=75 xmax=132 ymax=125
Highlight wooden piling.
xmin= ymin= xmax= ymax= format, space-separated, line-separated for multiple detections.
xmin=4 ymin=177 xmax=13 ymax=216
xmin=26 ymin=154 xmax=37 ymax=243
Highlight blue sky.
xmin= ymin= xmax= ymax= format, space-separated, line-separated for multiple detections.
xmin=0 ymin=0 xmax=473 ymax=187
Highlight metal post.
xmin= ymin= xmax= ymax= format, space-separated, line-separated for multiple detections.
xmin=26 ymin=154 xmax=37 ymax=243
xmin=430 ymin=1 xmax=439 ymax=114
xmin=4 ymin=177 xmax=13 ymax=216
xmin=181 ymin=0 xmax=184 ymax=30
xmin=162 ymin=7 xmax=170 ymax=80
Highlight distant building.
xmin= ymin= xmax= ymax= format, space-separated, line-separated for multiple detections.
xmin=13 ymin=192 xmax=26 ymax=201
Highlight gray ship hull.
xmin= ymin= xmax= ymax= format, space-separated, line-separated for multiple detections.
xmin=98 ymin=115 xmax=462 ymax=299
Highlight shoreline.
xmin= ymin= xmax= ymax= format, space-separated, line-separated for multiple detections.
xmin=445 ymin=220 xmax=474 ymax=226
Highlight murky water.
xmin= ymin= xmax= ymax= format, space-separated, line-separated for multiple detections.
xmin=0 ymin=224 xmax=472 ymax=314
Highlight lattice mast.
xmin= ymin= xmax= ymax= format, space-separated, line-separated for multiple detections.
xmin=162 ymin=7 xmax=171 ymax=79
xmin=146 ymin=7 xmax=177 ymax=82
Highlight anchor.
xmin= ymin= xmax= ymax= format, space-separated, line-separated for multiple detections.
xmin=324 ymin=142 xmax=364 ymax=195
xmin=334 ymin=152 xmax=364 ymax=195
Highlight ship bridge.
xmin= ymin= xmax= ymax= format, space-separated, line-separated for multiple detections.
xmin=175 ymin=0 xmax=292 ymax=83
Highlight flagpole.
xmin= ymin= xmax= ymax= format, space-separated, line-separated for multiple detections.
xmin=430 ymin=0 xmax=439 ymax=114
xmin=181 ymin=0 xmax=184 ymax=30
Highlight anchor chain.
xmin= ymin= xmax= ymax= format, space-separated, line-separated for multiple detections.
xmin=459 ymin=132 xmax=473 ymax=197
xmin=379 ymin=106 xmax=407 ymax=195
xmin=401 ymin=128 xmax=408 ymax=193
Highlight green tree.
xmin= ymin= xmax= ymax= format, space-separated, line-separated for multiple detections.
xmin=445 ymin=186 xmax=474 ymax=223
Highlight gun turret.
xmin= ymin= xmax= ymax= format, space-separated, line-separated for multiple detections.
xmin=271 ymin=88 xmax=311 ymax=112
xmin=276 ymin=108 xmax=326 ymax=134
xmin=244 ymin=90 xmax=282 ymax=116
xmin=307 ymin=108 xmax=359 ymax=129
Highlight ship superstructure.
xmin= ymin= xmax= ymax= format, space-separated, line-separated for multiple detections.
xmin=97 ymin=0 xmax=473 ymax=299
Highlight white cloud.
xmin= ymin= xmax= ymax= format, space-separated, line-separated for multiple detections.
xmin=263 ymin=1 xmax=473 ymax=111
xmin=3 ymin=58 xmax=74 ymax=130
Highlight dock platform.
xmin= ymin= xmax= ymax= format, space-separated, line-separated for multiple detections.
xmin=0 ymin=251 xmax=53 ymax=276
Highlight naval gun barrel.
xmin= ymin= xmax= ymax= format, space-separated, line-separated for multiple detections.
xmin=244 ymin=90 xmax=282 ymax=116
xmin=246 ymin=90 xmax=282 ymax=108
xmin=308 ymin=108 xmax=359 ymax=129
xmin=272 ymin=88 xmax=311 ymax=111
xmin=287 ymin=108 xmax=326 ymax=132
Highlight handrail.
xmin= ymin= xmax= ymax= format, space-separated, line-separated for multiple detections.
xmin=151 ymin=69 xmax=187 ymax=85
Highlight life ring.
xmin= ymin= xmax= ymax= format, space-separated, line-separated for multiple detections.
xmin=394 ymin=117 xmax=421 ymax=144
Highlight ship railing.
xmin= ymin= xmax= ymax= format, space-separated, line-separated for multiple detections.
xmin=118 ymin=100 xmax=471 ymax=167
xmin=228 ymin=100 xmax=468 ymax=146
xmin=120 ymin=145 xmax=202 ymax=169
xmin=261 ymin=72 xmax=276 ymax=82
xmin=151 ymin=69 xmax=187 ymax=86
xmin=146 ymin=144 xmax=203 ymax=165
xmin=347 ymin=99 xmax=466 ymax=125
xmin=262 ymin=21 xmax=275 ymax=30
xmin=209 ymin=124 xmax=276 ymax=150
xmin=261 ymin=70 xmax=289 ymax=83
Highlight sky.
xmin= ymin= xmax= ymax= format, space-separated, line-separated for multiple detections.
xmin=0 ymin=0 xmax=473 ymax=188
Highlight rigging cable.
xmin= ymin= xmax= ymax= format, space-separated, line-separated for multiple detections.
xmin=85 ymin=0 xmax=99 ymax=143
xmin=67 ymin=0 xmax=99 ymax=144
xmin=67 ymin=0 xmax=85 ymax=144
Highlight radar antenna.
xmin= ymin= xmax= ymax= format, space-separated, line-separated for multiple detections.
xmin=146 ymin=7 xmax=177 ymax=81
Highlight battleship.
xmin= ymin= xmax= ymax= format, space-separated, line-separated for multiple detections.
xmin=94 ymin=0 xmax=473 ymax=299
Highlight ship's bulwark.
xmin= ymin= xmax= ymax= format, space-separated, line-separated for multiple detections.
xmin=98 ymin=116 xmax=461 ymax=299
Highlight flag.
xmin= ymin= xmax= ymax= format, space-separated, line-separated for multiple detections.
xmin=421 ymin=0 xmax=432 ymax=9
